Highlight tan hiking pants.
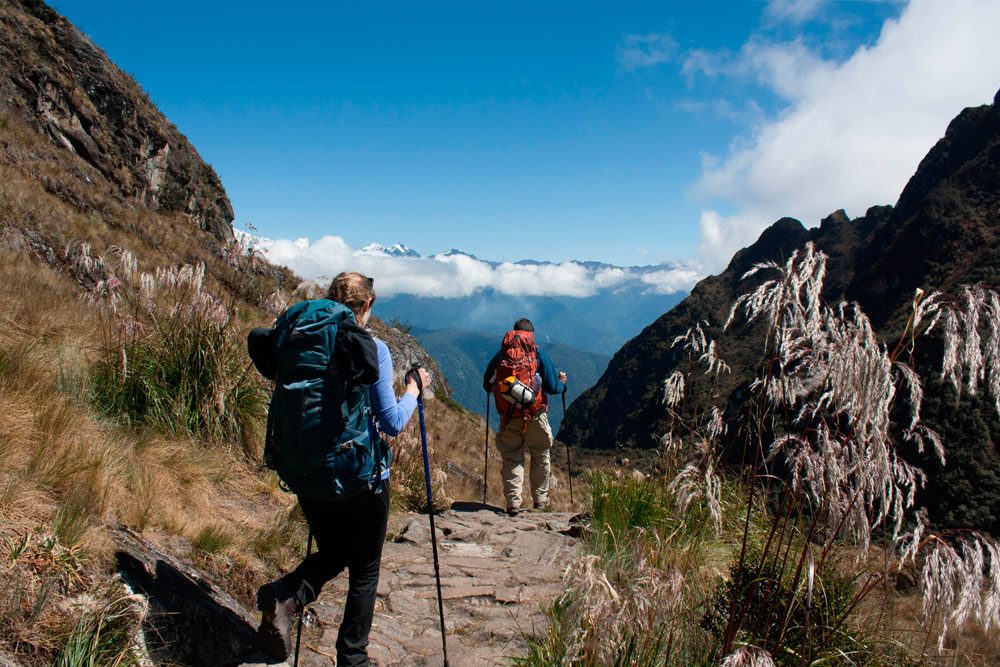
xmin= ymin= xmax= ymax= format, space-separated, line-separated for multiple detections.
xmin=496 ymin=413 xmax=553 ymax=510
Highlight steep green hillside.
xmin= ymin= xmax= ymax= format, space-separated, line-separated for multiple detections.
xmin=560 ymin=87 xmax=1000 ymax=532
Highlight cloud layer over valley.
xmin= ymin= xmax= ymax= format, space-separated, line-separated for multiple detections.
xmin=250 ymin=236 xmax=700 ymax=299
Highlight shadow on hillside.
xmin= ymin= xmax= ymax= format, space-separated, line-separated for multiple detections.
xmin=114 ymin=527 xmax=261 ymax=666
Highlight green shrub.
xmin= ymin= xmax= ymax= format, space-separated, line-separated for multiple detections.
xmin=54 ymin=593 xmax=141 ymax=667
xmin=82 ymin=249 xmax=268 ymax=456
xmin=702 ymin=550 xmax=862 ymax=665
xmin=192 ymin=524 xmax=233 ymax=555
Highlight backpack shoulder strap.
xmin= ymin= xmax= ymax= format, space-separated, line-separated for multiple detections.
xmin=334 ymin=319 xmax=379 ymax=385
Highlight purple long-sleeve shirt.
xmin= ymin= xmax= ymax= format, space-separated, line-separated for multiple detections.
xmin=369 ymin=338 xmax=417 ymax=436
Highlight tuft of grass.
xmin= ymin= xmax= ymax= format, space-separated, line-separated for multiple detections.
xmin=52 ymin=491 xmax=96 ymax=549
xmin=251 ymin=504 xmax=307 ymax=568
xmin=590 ymin=471 xmax=669 ymax=534
xmin=85 ymin=255 xmax=270 ymax=458
xmin=53 ymin=592 xmax=142 ymax=667
xmin=191 ymin=524 xmax=234 ymax=555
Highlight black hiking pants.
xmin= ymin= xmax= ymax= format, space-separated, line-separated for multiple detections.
xmin=280 ymin=482 xmax=389 ymax=666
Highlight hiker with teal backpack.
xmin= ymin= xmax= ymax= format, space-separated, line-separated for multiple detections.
xmin=248 ymin=271 xmax=428 ymax=666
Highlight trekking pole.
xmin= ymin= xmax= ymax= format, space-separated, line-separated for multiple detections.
xmin=293 ymin=530 xmax=313 ymax=667
xmin=411 ymin=363 xmax=450 ymax=666
xmin=483 ymin=391 xmax=490 ymax=507
xmin=562 ymin=387 xmax=574 ymax=506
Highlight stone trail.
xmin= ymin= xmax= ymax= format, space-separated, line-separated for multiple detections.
xmin=301 ymin=506 xmax=581 ymax=666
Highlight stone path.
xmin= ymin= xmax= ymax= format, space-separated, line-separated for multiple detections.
xmin=303 ymin=506 xmax=581 ymax=666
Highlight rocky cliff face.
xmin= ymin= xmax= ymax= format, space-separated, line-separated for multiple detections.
xmin=0 ymin=0 xmax=233 ymax=240
xmin=560 ymin=87 xmax=1000 ymax=532
xmin=369 ymin=318 xmax=452 ymax=400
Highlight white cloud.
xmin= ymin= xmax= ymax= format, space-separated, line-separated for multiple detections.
xmin=764 ymin=0 xmax=825 ymax=25
xmin=673 ymin=97 xmax=763 ymax=125
xmin=641 ymin=267 xmax=705 ymax=294
xmin=250 ymin=234 xmax=701 ymax=298
xmin=594 ymin=267 xmax=630 ymax=288
xmin=683 ymin=38 xmax=834 ymax=100
xmin=688 ymin=0 xmax=1000 ymax=270
xmin=617 ymin=33 xmax=678 ymax=71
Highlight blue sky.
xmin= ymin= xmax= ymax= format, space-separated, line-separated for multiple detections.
xmin=49 ymin=1 xmax=1000 ymax=290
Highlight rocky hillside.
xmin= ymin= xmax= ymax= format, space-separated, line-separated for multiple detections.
xmin=0 ymin=0 xmax=298 ymax=314
xmin=1 ymin=0 xmax=233 ymax=240
xmin=560 ymin=86 xmax=1000 ymax=532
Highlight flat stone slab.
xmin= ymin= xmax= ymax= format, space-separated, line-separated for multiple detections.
xmin=302 ymin=507 xmax=580 ymax=666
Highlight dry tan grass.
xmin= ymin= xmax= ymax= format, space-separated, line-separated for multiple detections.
xmin=0 ymin=249 xmax=300 ymax=663
xmin=839 ymin=544 xmax=1000 ymax=665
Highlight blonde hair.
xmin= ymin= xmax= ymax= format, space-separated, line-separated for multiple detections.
xmin=327 ymin=272 xmax=375 ymax=317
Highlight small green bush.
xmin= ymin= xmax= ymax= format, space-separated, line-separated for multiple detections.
xmin=703 ymin=551 xmax=862 ymax=666
xmin=192 ymin=524 xmax=233 ymax=555
xmin=54 ymin=594 xmax=141 ymax=667
xmin=83 ymin=252 xmax=268 ymax=456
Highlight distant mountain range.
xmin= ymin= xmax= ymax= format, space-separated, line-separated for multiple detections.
xmin=356 ymin=242 xmax=688 ymax=274
xmin=351 ymin=245 xmax=684 ymax=425
xmin=351 ymin=245 xmax=690 ymax=356
xmin=410 ymin=327 xmax=610 ymax=433
xmin=357 ymin=243 xmax=422 ymax=258
xmin=242 ymin=236 xmax=694 ymax=357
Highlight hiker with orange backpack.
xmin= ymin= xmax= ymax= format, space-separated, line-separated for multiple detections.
xmin=483 ymin=318 xmax=567 ymax=517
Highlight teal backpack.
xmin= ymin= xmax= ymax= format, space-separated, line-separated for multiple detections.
xmin=256 ymin=299 xmax=389 ymax=500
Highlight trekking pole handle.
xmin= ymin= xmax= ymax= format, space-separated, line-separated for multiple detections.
xmin=407 ymin=361 xmax=425 ymax=393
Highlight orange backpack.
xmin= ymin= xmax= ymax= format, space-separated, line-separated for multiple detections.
xmin=492 ymin=330 xmax=546 ymax=427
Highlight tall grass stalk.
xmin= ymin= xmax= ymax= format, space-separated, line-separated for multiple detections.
xmin=70 ymin=243 xmax=269 ymax=457
xmin=541 ymin=242 xmax=1000 ymax=665
xmin=53 ymin=591 xmax=145 ymax=667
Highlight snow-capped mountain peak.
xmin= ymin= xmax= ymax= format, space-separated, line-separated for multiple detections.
xmin=356 ymin=243 xmax=421 ymax=258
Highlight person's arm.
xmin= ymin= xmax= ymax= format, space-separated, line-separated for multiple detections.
xmin=369 ymin=339 xmax=417 ymax=436
xmin=483 ymin=351 xmax=500 ymax=393
xmin=537 ymin=349 xmax=566 ymax=395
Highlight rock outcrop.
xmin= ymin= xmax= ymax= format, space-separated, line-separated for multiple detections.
xmin=114 ymin=527 xmax=259 ymax=666
xmin=0 ymin=0 xmax=234 ymax=240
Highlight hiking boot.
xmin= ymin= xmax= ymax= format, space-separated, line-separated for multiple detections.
xmin=256 ymin=581 xmax=299 ymax=660
xmin=534 ymin=499 xmax=552 ymax=512
xmin=506 ymin=506 xmax=520 ymax=517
